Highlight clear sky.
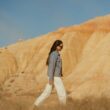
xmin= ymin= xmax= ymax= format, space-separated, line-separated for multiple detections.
xmin=0 ymin=0 xmax=110 ymax=47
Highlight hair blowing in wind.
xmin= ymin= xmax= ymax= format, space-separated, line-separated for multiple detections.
xmin=46 ymin=40 xmax=63 ymax=66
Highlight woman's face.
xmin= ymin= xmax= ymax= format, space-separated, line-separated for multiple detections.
xmin=56 ymin=43 xmax=63 ymax=51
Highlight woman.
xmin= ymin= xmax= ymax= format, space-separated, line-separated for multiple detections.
xmin=31 ymin=40 xmax=67 ymax=109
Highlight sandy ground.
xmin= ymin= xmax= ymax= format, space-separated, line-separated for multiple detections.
xmin=1 ymin=90 xmax=110 ymax=110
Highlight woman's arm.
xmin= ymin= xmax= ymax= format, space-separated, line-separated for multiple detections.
xmin=48 ymin=52 xmax=58 ymax=85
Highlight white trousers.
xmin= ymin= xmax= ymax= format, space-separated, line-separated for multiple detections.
xmin=34 ymin=76 xmax=67 ymax=106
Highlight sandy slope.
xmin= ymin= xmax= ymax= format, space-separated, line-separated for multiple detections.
xmin=0 ymin=14 xmax=110 ymax=109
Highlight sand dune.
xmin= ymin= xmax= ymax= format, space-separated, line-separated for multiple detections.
xmin=0 ymin=14 xmax=110 ymax=109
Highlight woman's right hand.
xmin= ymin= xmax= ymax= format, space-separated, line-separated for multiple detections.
xmin=49 ymin=80 xmax=54 ymax=85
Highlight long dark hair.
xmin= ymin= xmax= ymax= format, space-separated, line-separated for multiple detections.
xmin=46 ymin=40 xmax=63 ymax=66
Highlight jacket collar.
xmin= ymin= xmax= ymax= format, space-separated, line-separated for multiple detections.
xmin=55 ymin=50 xmax=60 ymax=56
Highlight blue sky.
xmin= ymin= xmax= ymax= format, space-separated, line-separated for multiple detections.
xmin=0 ymin=0 xmax=110 ymax=47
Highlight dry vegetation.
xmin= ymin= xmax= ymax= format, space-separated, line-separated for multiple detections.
xmin=0 ymin=91 xmax=110 ymax=110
